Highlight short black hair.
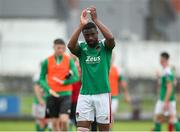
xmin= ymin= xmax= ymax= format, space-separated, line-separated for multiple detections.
xmin=82 ymin=22 xmax=97 ymax=31
xmin=161 ymin=52 xmax=170 ymax=60
xmin=54 ymin=38 xmax=65 ymax=45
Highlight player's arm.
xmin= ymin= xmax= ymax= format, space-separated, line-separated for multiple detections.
xmin=68 ymin=9 xmax=88 ymax=56
xmin=90 ymin=6 xmax=115 ymax=49
xmin=63 ymin=58 xmax=79 ymax=85
xmin=67 ymin=25 xmax=81 ymax=56
xmin=164 ymin=82 xmax=173 ymax=102
xmin=39 ymin=59 xmax=59 ymax=97
xmin=39 ymin=59 xmax=51 ymax=92
xmin=119 ymin=75 xmax=131 ymax=103
xmin=163 ymin=75 xmax=173 ymax=110
xmin=33 ymin=84 xmax=45 ymax=105
xmin=164 ymin=74 xmax=173 ymax=102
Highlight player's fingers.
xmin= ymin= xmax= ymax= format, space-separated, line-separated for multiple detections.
xmin=90 ymin=5 xmax=96 ymax=11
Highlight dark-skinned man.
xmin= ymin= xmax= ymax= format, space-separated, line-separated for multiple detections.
xmin=68 ymin=6 xmax=115 ymax=131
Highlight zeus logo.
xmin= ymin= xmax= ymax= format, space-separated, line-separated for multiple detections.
xmin=85 ymin=56 xmax=101 ymax=64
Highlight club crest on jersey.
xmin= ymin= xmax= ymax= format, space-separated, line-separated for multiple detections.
xmin=85 ymin=56 xmax=101 ymax=64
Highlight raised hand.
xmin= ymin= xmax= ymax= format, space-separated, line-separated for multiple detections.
xmin=90 ymin=6 xmax=97 ymax=22
xmin=80 ymin=9 xmax=88 ymax=26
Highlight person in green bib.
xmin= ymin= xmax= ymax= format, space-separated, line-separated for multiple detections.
xmin=152 ymin=52 xmax=180 ymax=131
xmin=68 ymin=6 xmax=115 ymax=131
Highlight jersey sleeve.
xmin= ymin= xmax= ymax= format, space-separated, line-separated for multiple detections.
xmin=78 ymin=41 xmax=84 ymax=48
xmin=101 ymin=39 xmax=114 ymax=50
xmin=165 ymin=73 xmax=173 ymax=83
xmin=101 ymin=39 xmax=107 ymax=48
xmin=39 ymin=59 xmax=51 ymax=92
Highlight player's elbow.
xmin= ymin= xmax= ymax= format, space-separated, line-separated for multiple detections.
xmin=106 ymin=37 xmax=115 ymax=48
xmin=110 ymin=37 xmax=115 ymax=45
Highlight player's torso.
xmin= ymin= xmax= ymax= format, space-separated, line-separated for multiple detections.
xmin=109 ymin=66 xmax=119 ymax=97
xmin=159 ymin=69 xmax=175 ymax=101
xmin=79 ymin=40 xmax=112 ymax=94
xmin=47 ymin=54 xmax=72 ymax=92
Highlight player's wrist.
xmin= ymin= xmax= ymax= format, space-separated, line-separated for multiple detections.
xmin=93 ymin=18 xmax=98 ymax=24
xmin=79 ymin=23 xmax=84 ymax=29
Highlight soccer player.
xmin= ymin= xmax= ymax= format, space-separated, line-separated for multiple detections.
xmin=39 ymin=38 xmax=79 ymax=131
xmin=32 ymin=70 xmax=48 ymax=131
xmin=152 ymin=52 xmax=180 ymax=132
xmin=90 ymin=54 xmax=131 ymax=131
xmin=109 ymin=54 xmax=131 ymax=117
xmin=70 ymin=55 xmax=81 ymax=127
xmin=68 ymin=6 xmax=115 ymax=131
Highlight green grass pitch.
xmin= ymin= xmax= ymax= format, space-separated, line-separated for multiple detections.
xmin=0 ymin=120 xmax=169 ymax=131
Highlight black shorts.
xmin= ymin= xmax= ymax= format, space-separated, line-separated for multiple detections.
xmin=46 ymin=95 xmax=71 ymax=118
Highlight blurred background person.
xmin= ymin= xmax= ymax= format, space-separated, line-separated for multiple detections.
xmin=32 ymin=63 xmax=49 ymax=131
xmin=69 ymin=54 xmax=81 ymax=130
xmin=109 ymin=53 xmax=131 ymax=117
xmin=152 ymin=52 xmax=180 ymax=132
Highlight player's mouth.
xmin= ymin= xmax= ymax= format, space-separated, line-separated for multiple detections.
xmin=87 ymin=40 xmax=95 ymax=45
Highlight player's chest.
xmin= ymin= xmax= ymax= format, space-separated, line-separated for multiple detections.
xmin=160 ymin=76 xmax=166 ymax=86
xmin=82 ymin=50 xmax=106 ymax=64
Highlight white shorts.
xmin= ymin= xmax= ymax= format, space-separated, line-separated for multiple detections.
xmin=154 ymin=100 xmax=176 ymax=116
xmin=32 ymin=103 xmax=46 ymax=119
xmin=76 ymin=93 xmax=112 ymax=124
xmin=111 ymin=98 xmax=119 ymax=114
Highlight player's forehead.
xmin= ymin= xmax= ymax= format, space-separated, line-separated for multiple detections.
xmin=54 ymin=44 xmax=66 ymax=48
xmin=160 ymin=56 xmax=168 ymax=62
xmin=82 ymin=28 xmax=97 ymax=35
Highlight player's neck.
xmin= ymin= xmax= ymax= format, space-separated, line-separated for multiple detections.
xmin=163 ymin=64 xmax=169 ymax=69
xmin=54 ymin=54 xmax=63 ymax=58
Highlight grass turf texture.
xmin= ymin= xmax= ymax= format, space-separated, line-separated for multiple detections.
xmin=1 ymin=93 xmax=179 ymax=115
xmin=0 ymin=120 xmax=169 ymax=131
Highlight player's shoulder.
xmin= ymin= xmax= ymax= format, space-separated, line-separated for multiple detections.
xmin=63 ymin=53 xmax=70 ymax=57
xmin=63 ymin=53 xmax=73 ymax=62
xmin=47 ymin=54 xmax=54 ymax=60
xmin=163 ymin=67 xmax=172 ymax=76
xmin=78 ymin=41 xmax=88 ymax=51
xmin=41 ymin=57 xmax=48 ymax=64
xmin=99 ymin=39 xmax=106 ymax=46
xmin=78 ymin=41 xmax=87 ymax=47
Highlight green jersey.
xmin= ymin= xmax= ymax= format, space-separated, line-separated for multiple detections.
xmin=34 ymin=92 xmax=46 ymax=104
xmin=77 ymin=39 xmax=113 ymax=95
xmin=159 ymin=67 xmax=175 ymax=101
